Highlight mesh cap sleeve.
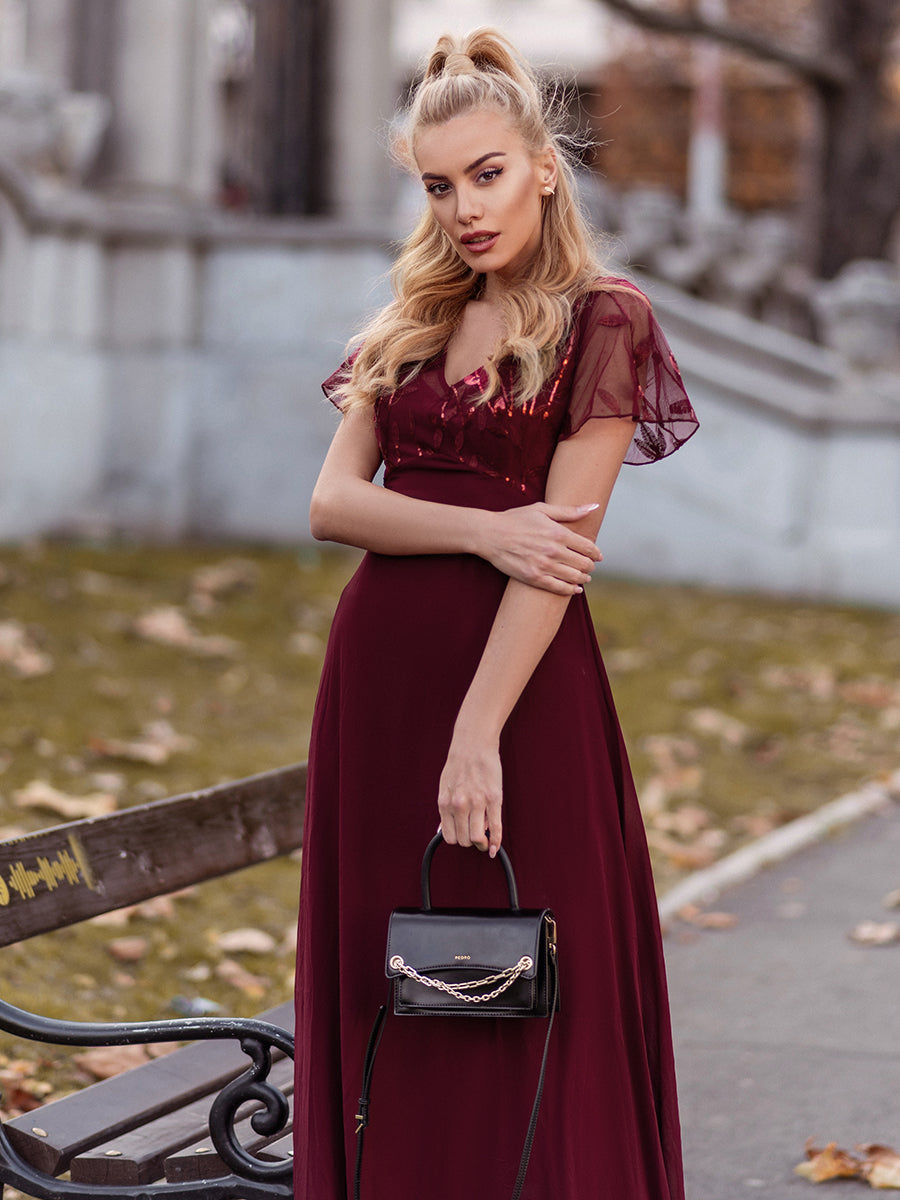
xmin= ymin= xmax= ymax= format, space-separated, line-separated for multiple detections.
xmin=561 ymin=285 xmax=698 ymax=464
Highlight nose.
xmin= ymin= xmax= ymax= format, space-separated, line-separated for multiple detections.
xmin=455 ymin=183 xmax=482 ymax=226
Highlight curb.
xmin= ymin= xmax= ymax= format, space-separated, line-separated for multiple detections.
xmin=657 ymin=768 xmax=900 ymax=925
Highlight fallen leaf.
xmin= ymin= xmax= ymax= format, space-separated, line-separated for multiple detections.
xmin=641 ymin=767 xmax=704 ymax=815
xmin=13 ymin=780 xmax=117 ymax=820
xmin=839 ymin=681 xmax=900 ymax=709
xmin=189 ymin=558 xmax=259 ymax=611
xmin=0 ymin=1061 xmax=47 ymax=1113
xmin=107 ymin=937 xmax=149 ymax=963
xmin=74 ymin=1045 xmax=150 ymax=1079
xmin=849 ymin=921 xmax=900 ymax=946
xmin=859 ymin=1144 xmax=900 ymax=1189
xmin=687 ymin=707 xmax=751 ymax=747
xmin=761 ymin=664 xmax=836 ymax=700
xmin=89 ymin=720 xmax=195 ymax=766
xmin=90 ymin=906 xmax=138 ymax=928
xmin=795 ymin=1140 xmax=863 ymax=1183
xmin=132 ymin=606 xmax=240 ymax=658
xmin=652 ymin=804 xmax=713 ymax=837
xmin=215 ymin=958 xmax=269 ymax=998
xmin=646 ymin=830 xmax=718 ymax=870
xmin=212 ymin=927 xmax=277 ymax=955
xmin=677 ymin=904 xmax=739 ymax=930
xmin=288 ymin=631 xmax=324 ymax=656
xmin=0 ymin=620 xmax=53 ymax=677
xmin=137 ymin=895 xmax=177 ymax=921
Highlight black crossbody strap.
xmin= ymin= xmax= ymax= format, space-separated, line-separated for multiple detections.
xmin=353 ymin=958 xmax=558 ymax=1200
xmin=353 ymin=1002 xmax=388 ymax=1200
xmin=511 ymin=960 xmax=559 ymax=1200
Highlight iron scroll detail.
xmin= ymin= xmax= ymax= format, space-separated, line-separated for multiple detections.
xmin=0 ymin=996 xmax=294 ymax=1198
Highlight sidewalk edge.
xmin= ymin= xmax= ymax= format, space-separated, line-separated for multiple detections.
xmin=658 ymin=769 xmax=900 ymax=925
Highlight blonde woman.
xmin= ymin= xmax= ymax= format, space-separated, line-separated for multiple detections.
xmin=293 ymin=28 xmax=698 ymax=1199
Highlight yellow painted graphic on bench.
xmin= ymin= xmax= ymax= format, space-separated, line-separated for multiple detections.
xmin=0 ymin=834 xmax=96 ymax=905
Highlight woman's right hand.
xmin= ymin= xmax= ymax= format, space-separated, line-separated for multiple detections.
xmin=476 ymin=502 xmax=602 ymax=594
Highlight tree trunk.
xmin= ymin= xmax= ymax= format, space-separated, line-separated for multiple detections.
xmin=249 ymin=0 xmax=331 ymax=215
xmin=814 ymin=0 xmax=900 ymax=277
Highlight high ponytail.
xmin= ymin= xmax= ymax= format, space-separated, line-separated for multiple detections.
xmin=337 ymin=28 xmax=624 ymax=412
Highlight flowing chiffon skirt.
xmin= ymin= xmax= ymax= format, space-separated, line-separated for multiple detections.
xmin=292 ymin=469 xmax=683 ymax=1200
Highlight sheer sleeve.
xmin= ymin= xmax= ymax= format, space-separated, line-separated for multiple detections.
xmin=321 ymin=352 xmax=358 ymax=410
xmin=560 ymin=284 xmax=698 ymax=464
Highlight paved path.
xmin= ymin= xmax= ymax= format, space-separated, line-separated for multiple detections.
xmin=664 ymin=797 xmax=900 ymax=1200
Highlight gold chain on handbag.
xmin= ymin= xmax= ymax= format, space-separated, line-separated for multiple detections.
xmin=388 ymin=954 xmax=533 ymax=1004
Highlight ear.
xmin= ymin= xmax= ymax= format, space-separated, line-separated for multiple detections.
xmin=537 ymin=144 xmax=558 ymax=196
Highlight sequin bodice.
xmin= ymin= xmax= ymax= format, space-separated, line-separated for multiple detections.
xmin=323 ymin=284 xmax=698 ymax=504
xmin=375 ymin=326 xmax=579 ymax=501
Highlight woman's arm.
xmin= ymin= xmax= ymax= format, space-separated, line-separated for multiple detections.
xmin=310 ymin=405 xmax=604 ymax=595
xmin=438 ymin=414 xmax=636 ymax=856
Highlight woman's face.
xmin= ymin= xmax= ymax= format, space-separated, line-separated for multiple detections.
xmin=414 ymin=108 xmax=556 ymax=288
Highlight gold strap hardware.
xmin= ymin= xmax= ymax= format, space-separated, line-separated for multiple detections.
xmin=388 ymin=954 xmax=533 ymax=1005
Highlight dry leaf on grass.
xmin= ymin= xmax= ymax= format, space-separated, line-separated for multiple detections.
xmin=132 ymin=606 xmax=241 ymax=658
xmin=0 ymin=1061 xmax=52 ymax=1113
xmin=849 ymin=921 xmax=900 ymax=946
xmin=212 ymin=927 xmax=277 ymax=955
xmin=89 ymin=719 xmax=195 ymax=766
xmin=189 ymin=558 xmax=259 ymax=611
xmin=0 ymin=620 xmax=53 ymax=677
xmin=107 ymin=936 xmax=149 ymax=963
xmin=13 ymin=780 xmax=117 ymax=820
xmin=646 ymin=830 xmax=719 ymax=871
xmin=215 ymin=958 xmax=269 ymax=998
xmin=687 ymin=707 xmax=752 ymax=747
xmin=74 ymin=1045 xmax=151 ymax=1080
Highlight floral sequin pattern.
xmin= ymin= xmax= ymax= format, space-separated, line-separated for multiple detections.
xmin=375 ymin=343 xmax=574 ymax=498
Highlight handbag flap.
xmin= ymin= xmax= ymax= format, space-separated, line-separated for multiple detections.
xmin=386 ymin=908 xmax=552 ymax=982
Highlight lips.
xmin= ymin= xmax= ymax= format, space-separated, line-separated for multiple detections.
xmin=460 ymin=231 xmax=499 ymax=253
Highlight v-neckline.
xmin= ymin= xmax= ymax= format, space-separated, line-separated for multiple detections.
xmin=438 ymin=349 xmax=489 ymax=392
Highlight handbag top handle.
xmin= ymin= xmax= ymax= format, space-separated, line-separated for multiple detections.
xmin=420 ymin=832 xmax=520 ymax=912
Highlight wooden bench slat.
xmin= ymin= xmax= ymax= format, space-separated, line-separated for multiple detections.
xmin=0 ymin=763 xmax=306 ymax=946
xmin=71 ymin=1058 xmax=294 ymax=1185
xmin=5 ymin=1000 xmax=293 ymax=1176
xmin=163 ymin=1082 xmax=294 ymax=1183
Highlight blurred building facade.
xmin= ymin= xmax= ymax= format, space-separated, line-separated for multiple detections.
xmin=0 ymin=0 xmax=899 ymax=606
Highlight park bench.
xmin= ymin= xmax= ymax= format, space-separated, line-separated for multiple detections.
xmin=0 ymin=762 xmax=306 ymax=1199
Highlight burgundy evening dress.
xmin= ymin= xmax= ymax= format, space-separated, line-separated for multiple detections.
xmin=293 ymin=283 xmax=698 ymax=1200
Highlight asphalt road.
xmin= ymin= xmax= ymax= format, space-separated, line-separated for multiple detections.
xmin=665 ymin=798 xmax=900 ymax=1200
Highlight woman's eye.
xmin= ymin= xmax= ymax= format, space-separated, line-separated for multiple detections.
xmin=479 ymin=167 xmax=502 ymax=183
xmin=425 ymin=182 xmax=450 ymax=196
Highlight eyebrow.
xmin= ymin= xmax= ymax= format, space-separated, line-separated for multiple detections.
xmin=421 ymin=151 xmax=506 ymax=181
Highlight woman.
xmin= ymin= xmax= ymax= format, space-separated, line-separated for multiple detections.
xmin=293 ymin=28 xmax=698 ymax=1200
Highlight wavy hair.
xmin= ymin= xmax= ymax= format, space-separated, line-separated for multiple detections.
xmin=337 ymin=28 xmax=621 ymax=411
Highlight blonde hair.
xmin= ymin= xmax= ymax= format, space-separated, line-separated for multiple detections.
xmin=338 ymin=27 xmax=616 ymax=411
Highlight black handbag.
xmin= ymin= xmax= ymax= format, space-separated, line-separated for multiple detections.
xmin=353 ymin=832 xmax=560 ymax=1200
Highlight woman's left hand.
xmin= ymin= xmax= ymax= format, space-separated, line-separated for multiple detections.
xmin=437 ymin=733 xmax=503 ymax=857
